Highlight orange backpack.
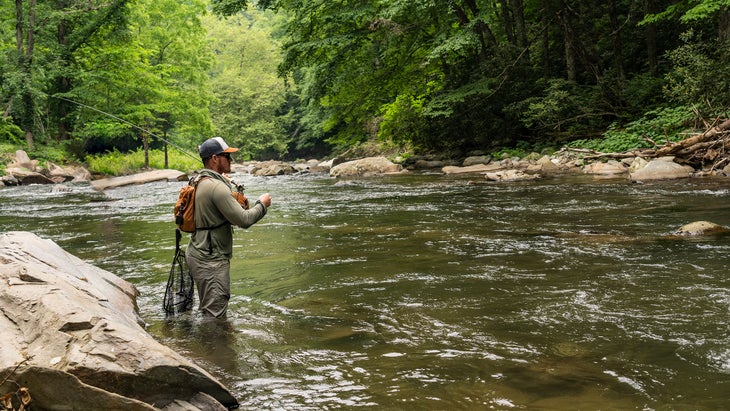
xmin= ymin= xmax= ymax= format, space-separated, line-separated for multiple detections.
xmin=174 ymin=175 xmax=249 ymax=233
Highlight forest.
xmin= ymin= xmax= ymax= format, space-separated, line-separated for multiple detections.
xmin=1 ymin=0 xmax=729 ymax=167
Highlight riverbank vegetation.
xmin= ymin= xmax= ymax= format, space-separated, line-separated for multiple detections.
xmin=85 ymin=149 xmax=202 ymax=176
xmin=1 ymin=0 xmax=729 ymax=175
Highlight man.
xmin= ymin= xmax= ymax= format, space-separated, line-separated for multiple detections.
xmin=186 ymin=136 xmax=271 ymax=317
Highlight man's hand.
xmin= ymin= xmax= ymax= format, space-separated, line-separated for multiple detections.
xmin=258 ymin=193 xmax=272 ymax=207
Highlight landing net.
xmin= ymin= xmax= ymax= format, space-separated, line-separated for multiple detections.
xmin=163 ymin=229 xmax=194 ymax=315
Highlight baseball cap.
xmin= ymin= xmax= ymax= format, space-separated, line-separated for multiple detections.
xmin=198 ymin=137 xmax=239 ymax=159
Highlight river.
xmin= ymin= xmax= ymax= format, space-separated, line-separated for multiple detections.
xmin=1 ymin=171 xmax=729 ymax=410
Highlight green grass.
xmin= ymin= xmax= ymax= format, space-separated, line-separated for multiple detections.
xmin=86 ymin=148 xmax=202 ymax=176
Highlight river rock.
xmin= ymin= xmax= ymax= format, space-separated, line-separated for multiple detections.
xmin=462 ymin=155 xmax=492 ymax=166
xmin=6 ymin=150 xmax=39 ymax=173
xmin=0 ymin=231 xmax=238 ymax=410
xmin=412 ymin=159 xmax=445 ymax=169
xmin=5 ymin=168 xmax=56 ymax=185
xmin=629 ymin=157 xmax=692 ymax=181
xmin=47 ymin=162 xmax=91 ymax=182
xmin=534 ymin=155 xmax=561 ymax=175
xmin=442 ymin=163 xmax=505 ymax=174
xmin=253 ymin=161 xmax=297 ymax=176
xmin=1 ymin=175 xmax=19 ymax=186
xmin=673 ymin=221 xmax=730 ymax=236
xmin=318 ymin=159 xmax=335 ymax=169
xmin=14 ymin=149 xmax=32 ymax=165
xmin=484 ymin=169 xmax=540 ymax=182
xmin=291 ymin=159 xmax=324 ymax=174
xmin=90 ymin=169 xmax=188 ymax=190
xmin=583 ymin=160 xmax=628 ymax=176
xmin=4 ymin=151 xmax=92 ymax=185
xmin=330 ymin=156 xmax=402 ymax=177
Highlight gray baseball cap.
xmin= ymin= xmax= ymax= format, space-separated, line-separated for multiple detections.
xmin=198 ymin=137 xmax=239 ymax=159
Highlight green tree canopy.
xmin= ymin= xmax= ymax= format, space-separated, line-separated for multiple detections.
xmin=204 ymin=7 xmax=290 ymax=159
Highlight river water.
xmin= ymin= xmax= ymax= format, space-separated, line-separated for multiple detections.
xmin=1 ymin=171 xmax=729 ymax=410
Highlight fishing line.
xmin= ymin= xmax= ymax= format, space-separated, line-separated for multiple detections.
xmin=55 ymin=96 xmax=200 ymax=161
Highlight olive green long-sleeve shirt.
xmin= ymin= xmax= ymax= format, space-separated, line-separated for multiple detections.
xmin=187 ymin=169 xmax=267 ymax=260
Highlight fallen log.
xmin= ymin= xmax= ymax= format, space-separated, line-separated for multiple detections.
xmin=655 ymin=118 xmax=730 ymax=156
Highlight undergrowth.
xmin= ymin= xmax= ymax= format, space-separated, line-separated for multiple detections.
xmin=566 ymin=106 xmax=695 ymax=152
xmin=86 ymin=148 xmax=201 ymax=176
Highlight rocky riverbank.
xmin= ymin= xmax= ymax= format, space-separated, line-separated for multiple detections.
xmin=4 ymin=141 xmax=730 ymax=191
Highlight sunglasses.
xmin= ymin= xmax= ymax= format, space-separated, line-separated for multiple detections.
xmin=216 ymin=153 xmax=232 ymax=161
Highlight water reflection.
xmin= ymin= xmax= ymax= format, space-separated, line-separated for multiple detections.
xmin=158 ymin=315 xmax=239 ymax=373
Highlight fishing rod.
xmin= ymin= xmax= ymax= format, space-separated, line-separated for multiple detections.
xmin=55 ymin=96 xmax=200 ymax=161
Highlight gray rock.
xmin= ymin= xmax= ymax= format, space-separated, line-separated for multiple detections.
xmin=412 ymin=159 xmax=445 ymax=169
xmin=47 ymin=162 xmax=92 ymax=182
xmin=442 ymin=163 xmax=505 ymax=175
xmin=583 ymin=160 xmax=628 ymax=175
xmin=254 ymin=162 xmax=297 ymax=176
xmin=14 ymin=149 xmax=32 ymax=165
xmin=484 ymin=169 xmax=541 ymax=182
xmin=1 ymin=175 xmax=19 ymax=186
xmin=535 ymin=155 xmax=561 ymax=175
xmin=5 ymin=168 xmax=56 ymax=185
xmin=0 ymin=231 xmax=238 ymax=410
xmin=90 ymin=169 xmax=188 ymax=190
xmin=318 ymin=159 xmax=335 ymax=169
xmin=673 ymin=221 xmax=729 ymax=236
xmin=330 ymin=156 xmax=402 ymax=177
xmin=462 ymin=155 xmax=492 ymax=167
xmin=630 ymin=158 xmax=692 ymax=181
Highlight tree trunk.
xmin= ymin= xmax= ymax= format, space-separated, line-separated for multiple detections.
xmin=25 ymin=0 xmax=37 ymax=150
xmin=557 ymin=2 xmax=577 ymax=82
xmin=541 ymin=0 xmax=552 ymax=77
xmin=15 ymin=0 xmax=23 ymax=56
xmin=450 ymin=0 xmax=497 ymax=61
xmin=55 ymin=12 xmax=71 ymax=141
xmin=16 ymin=0 xmax=36 ymax=150
xmin=143 ymin=135 xmax=150 ymax=169
xmin=511 ymin=0 xmax=530 ymax=62
xmin=644 ymin=0 xmax=658 ymax=76
xmin=719 ymin=6 xmax=730 ymax=43
xmin=498 ymin=0 xmax=516 ymax=46
xmin=608 ymin=0 xmax=625 ymax=81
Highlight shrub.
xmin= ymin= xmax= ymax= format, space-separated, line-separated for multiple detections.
xmin=567 ymin=106 xmax=695 ymax=152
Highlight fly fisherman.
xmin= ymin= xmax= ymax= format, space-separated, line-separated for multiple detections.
xmin=186 ymin=137 xmax=272 ymax=317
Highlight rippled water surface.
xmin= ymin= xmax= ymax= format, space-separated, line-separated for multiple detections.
xmin=1 ymin=172 xmax=729 ymax=410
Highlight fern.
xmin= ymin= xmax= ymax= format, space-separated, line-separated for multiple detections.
xmin=568 ymin=106 xmax=694 ymax=152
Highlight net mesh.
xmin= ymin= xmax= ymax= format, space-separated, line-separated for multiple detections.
xmin=164 ymin=229 xmax=194 ymax=315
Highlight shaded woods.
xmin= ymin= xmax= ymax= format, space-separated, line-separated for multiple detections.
xmin=1 ymin=0 xmax=730 ymax=164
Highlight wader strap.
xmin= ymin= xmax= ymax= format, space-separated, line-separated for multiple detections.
xmin=195 ymin=221 xmax=228 ymax=254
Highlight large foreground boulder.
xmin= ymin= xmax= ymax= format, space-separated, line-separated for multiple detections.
xmin=0 ymin=231 xmax=238 ymax=410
